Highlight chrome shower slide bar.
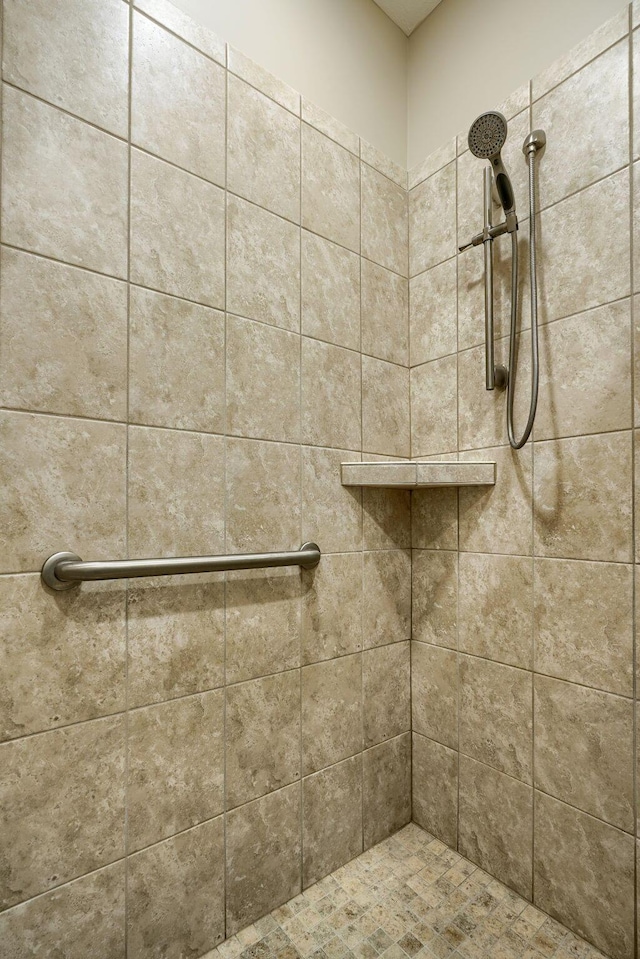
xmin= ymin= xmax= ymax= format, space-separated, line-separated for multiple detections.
xmin=41 ymin=543 xmax=321 ymax=591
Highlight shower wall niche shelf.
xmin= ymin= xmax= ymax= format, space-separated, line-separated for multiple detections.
xmin=340 ymin=461 xmax=496 ymax=489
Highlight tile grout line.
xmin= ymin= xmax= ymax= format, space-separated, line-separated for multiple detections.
xmin=222 ymin=36 xmax=230 ymax=945
xmin=528 ymin=73 xmax=537 ymax=908
xmin=298 ymin=90 xmax=305 ymax=896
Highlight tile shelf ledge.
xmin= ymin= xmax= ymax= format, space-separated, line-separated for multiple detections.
xmin=340 ymin=460 xmax=496 ymax=489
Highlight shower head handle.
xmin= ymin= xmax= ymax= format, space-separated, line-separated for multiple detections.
xmin=468 ymin=110 xmax=516 ymax=218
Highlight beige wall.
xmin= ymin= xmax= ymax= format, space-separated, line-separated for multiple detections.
xmin=407 ymin=0 xmax=628 ymax=166
xmin=167 ymin=0 xmax=409 ymax=167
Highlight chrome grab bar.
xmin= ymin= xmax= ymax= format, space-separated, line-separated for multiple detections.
xmin=41 ymin=543 xmax=321 ymax=591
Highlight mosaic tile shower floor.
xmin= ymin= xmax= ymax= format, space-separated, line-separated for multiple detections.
xmin=207 ymin=825 xmax=606 ymax=959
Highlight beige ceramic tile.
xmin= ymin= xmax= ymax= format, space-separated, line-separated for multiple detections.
xmin=226 ymin=671 xmax=301 ymax=807
xmin=129 ymin=286 xmax=224 ymax=432
xmin=362 ymin=487 xmax=410 ymax=550
xmin=228 ymin=46 xmax=300 ymax=114
xmin=132 ymin=11 xmax=225 ymax=184
xmin=0 ymin=411 xmax=126 ymax=574
xmin=127 ymin=573 xmax=225 ymax=708
xmin=459 ymin=445 xmax=533 ymax=556
xmin=127 ymin=426 xmax=225 ymax=559
xmin=226 ymin=784 xmax=301 ymax=934
xmin=363 ymin=550 xmax=411 ymax=647
xmin=533 ymin=431 xmax=633 ymax=562
xmin=410 ymin=162 xmax=456 ymax=277
xmin=457 ymin=338 xmax=525 ymax=452
xmin=361 ymin=259 xmax=409 ymax=365
xmin=2 ymin=86 xmax=128 ymax=278
xmin=411 ymin=488 xmax=459 ymax=551
xmin=363 ymin=734 xmax=411 ymax=849
xmin=301 ymin=552 xmax=363 ymax=665
xmin=301 ymin=231 xmax=360 ymax=350
xmin=302 ymin=755 xmax=363 ymax=888
xmin=0 ymin=248 xmax=127 ymax=420
xmin=458 ymin=553 xmax=533 ymax=669
xmin=134 ymin=0 xmax=225 ymax=63
xmin=128 ymin=690 xmax=224 ymax=851
xmin=409 ymin=138 xmax=456 ymax=191
xmin=0 ymin=716 xmax=125 ymax=909
xmin=459 ymin=756 xmax=533 ymax=900
xmin=534 ymin=792 xmax=634 ymax=959
xmin=411 ymin=549 xmax=457 ymax=650
xmin=303 ymin=124 xmax=361 ymax=253
xmin=362 ymin=356 xmax=410 ymax=457
xmin=534 ymin=676 xmax=634 ymax=832
xmin=301 ymin=654 xmax=362 ymax=775
xmin=227 ymin=194 xmax=301 ymax=332
xmin=0 ymin=574 xmax=126 ymax=741
xmin=127 ymin=817 xmax=224 ymax=959
xmin=363 ymin=642 xmax=410 ymax=747
xmin=227 ymin=315 xmax=300 ymax=443
xmin=411 ymin=355 xmax=458 ymax=457
xmin=410 ymin=257 xmax=457 ymax=365
xmin=459 ymin=654 xmax=532 ymax=783
xmin=302 ymin=448 xmax=362 ymax=553
xmin=361 ymin=140 xmax=407 ymax=189
xmin=411 ymin=641 xmax=458 ymax=749
xmin=302 ymin=338 xmax=362 ymax=450
xmin=130 ymin=149 xmax=225 ymax=307
xmin=412 ymin=733 xmax=458 ymax=848
xmin=226 ymin=567 xmax=300 ymax=684
xmin=301 ymin=99 xmax=360 ymax=155
xmin=3 ymin=0 xmax=129 ymax=136
xmin=534 ymin=558 xmax=632 ymax=697
xmin=362 ymin=164 xmax=408 ymax=276
xmin=228 ymin=75 xmax=300 ymax=222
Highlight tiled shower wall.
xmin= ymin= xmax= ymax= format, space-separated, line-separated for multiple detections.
xmin=408 ymin=6 xmax=638 ymax=959
xmin=0 ymin=0 xmax=413 ymax=954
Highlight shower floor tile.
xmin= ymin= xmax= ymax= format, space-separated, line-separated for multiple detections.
xmin=207 ymin=824 xmax=607 ymax=959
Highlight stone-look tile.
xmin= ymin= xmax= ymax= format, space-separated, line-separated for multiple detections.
xmin=534 ymin=676 xmax=634 ymax=832
xmin=301 ymin=553 xmax=362 ymax=665
xmin=302 ymin=338 xmax=361 ymax=450
xmin=3 ymin=0 xmax=129 ymax=136
xmin=226 ymin=438 xmax=301 ymax=553
xmin=497 ymin=82 xmax=531 ymax=122
xmin=362 ymin=356 xmax=410 ymax=457
xmin=537 ymin=300 xmax=632 ymax=441
xmin=362 ymin=487 xmax=410 ymax=550
xmin=127 ymin=573 xmax=225 ymax=708
xmin=227 ymin=315 xmax=300 ymax=443
xmin=303 ymin=124 xmax=360 ymax=253
xmin=130 ymin=149 xmax=225 ymax=307
xmin=302 ymin=756 xmax=363 ymax=888
xmin=127 ymin=818 xmax=224 ymax=959
xmin=0 ymin=716 xmax=125 ymax=909
xmin=409 ymin=138 xmax=456 ymax=191
xmin=2 ymin=86 xmax=128 ymax=278
xmin=533 ymin=40 xmax=628 ymax=209
xmin=410 ymin=258 xmax=457 ymax=365
xmin=411 ymin=488 xmax=458 ymax=551
xmin=128 ymin=426 xmax=225 ymax=559
xmin=0 ymin=411 xmax=126 ymax=574
xmin=302 ymin=99 xmax=360 ymax=155
xmin=0 ymin=247 xmax=127 ymax=420
xmin=0 ymin=862 xmax=125 ymax=959
xmin=129 ymin=286 xmax=225 ymax=432
xmin=229 ymin=46 xmax=300 ymax=114
xmin=302 ymin=654 xmax=362 ymax=775
xmin=459 ymin=756 xmax=533 ymax=900
xmin=301 ymin=232 xmax=360 ymax=350
xmin=459 ymin=445 xmax=533 ymax=557
xmin=539 ymin=168 xmax=630 ymax=324
xmin=128 ymin=691 xmax=224 ymax=852
xmin=361 ymin=164 xmax=408 ymax=276
xmin=227 ymin=195 xmax=301 ymax=332
xmin=363 ymin=550 xmax=411 ymax=647
xmin=534 ymin=792 xmax=634 ymax=959
xmin=410 ymin=162 xmax=456 ymax=277
xmin=457 ymin=342 xmax=511 ymax=452
xmin=226 ymin=784 xmax=301 ymax=934
xmin=228 ymin=76 xmax=300 ymax=223
xmin=411 ymin=642 xmax=458 ymax=749
xmin=132 ymin=12 xmax=225 ymax=184
xmin=535 ymin=558 xmax=632 ymax=697
xmin=411 ymin=549 xmax=457 ymax=650
xmin=533 ymin=432 xmax=633 ymax=563
xmin=226 ymin=568 xmax=300 ymax=684
xmin=302 ymin=447 xmax=362 ymax=553
xmin=455 ymin=147 xmax=484 ymax=252
xmin=361 ymin=259 xmax=409 ymax=365
xmin=363 ymin=642 xmax=410 ymax=748
xmin=363 ymin=734 xmax=411 ymax=849
xmin=459 ymin=656 xmax=532 ymax=783
xmin=458 ymin=553 xmax=533 ymax=669
xmin=227 ymin=671 xmax=301 ymax=807
xmin=361 ymin=140 xmax=407 ymax=189
xmin=411 ymin=356 xmax=458 ymax=457
xmin=412 ymin=734 xmax=458 ymax=848
xmin=134 ymin=0 xmax=225 ymax=63
xmin=0 ymin=574 xmax=126 ymax=741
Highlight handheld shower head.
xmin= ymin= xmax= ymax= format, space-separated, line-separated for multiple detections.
xmin=468 ymin=111 xmax=515 ymax=217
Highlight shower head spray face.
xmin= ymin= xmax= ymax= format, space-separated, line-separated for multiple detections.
xmin=468 ymin=111 xmax=515 ymax=217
